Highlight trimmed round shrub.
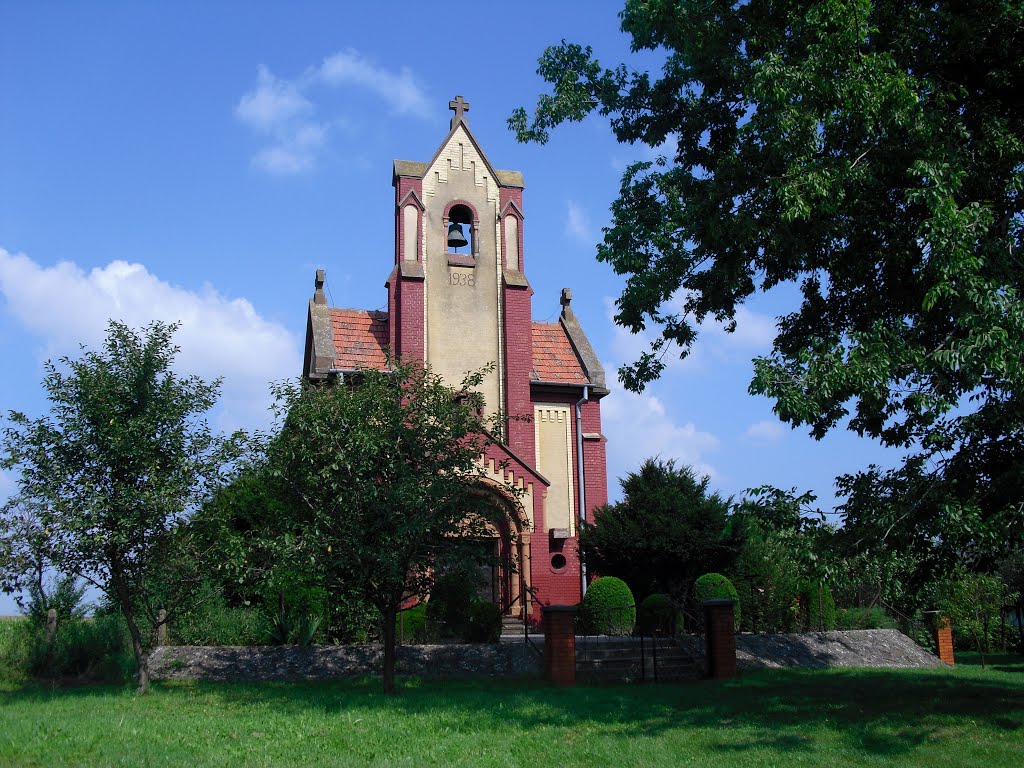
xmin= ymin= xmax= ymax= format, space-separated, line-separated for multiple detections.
xmin=580 ymin=576 xmax=636 ymax=635
xmin=694 ymin=573 xmax=741 ymax=629
xmin=637 ymin=593 xmax=681 ymax=635
xmin=464 ymin=601 xmax=502 ymax=643
xmin=802 ymin=582 xmax=837 ymax=631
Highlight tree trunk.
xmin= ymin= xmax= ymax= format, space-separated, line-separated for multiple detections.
xmin=382 ymin=605 xmax=397 ymax=695
xmin=111 ymin=573 xmax=150 ymax=694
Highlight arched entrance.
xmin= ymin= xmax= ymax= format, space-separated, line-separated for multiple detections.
xmin=468 ymin=480 xmax=531 ymax=617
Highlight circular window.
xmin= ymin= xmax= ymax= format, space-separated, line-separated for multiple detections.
xmin=550 ymin=554 xmax=567 ymax=570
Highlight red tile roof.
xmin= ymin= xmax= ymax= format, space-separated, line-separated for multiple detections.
xmin=531 ymin=322 xmax=587 ymax=384
xmin=327 ymin=311 xmax=588 ymax=385
xmin=331 ymin=309 xmax=389 ymax=370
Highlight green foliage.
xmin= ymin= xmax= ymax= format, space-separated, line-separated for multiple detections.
xmin=264 ymin=609 xmax=322 ymax=647
xmin=734 ymin=532 xmax=803 ymax=633
xmin=427 ymin=572 xmax=476 ymax=640
xmin=580 ymin=576 xmax=636 ymax=636
xmin=1 ymin=321 xmax=244 ymax=692
xmin=837 ymin=606 xmax=898 ymax=631
xmin=22 ymin=574 xmax=89 ymax=629
xmin=263 ymin=360 xmax=522 ymax=693
xmin=802 ymin=582 xmax=837 ymax=631
xmin=396 ymin=603 xmax=431 ymax=645
xmin=694 ymin=573 xmax=741 ymax=629
xmin=579 ymin=459 xmax=741 ymax=600
xmin=637 ymin=593 xmax=680 ymax=635
xmin=939 ymin=571 xmax=1019 ymax=667
xmin=464 ymin=601 xmax=502 ymax=644
xmin=0 ymin=618 xmax=32 ymax=684
xmin=169 ymin=584 xmax=268 ymax=647
xmin=513 ymin=1 xmax=1024 ymax=576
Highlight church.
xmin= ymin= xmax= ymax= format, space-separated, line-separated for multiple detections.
xmin=302 ymin=97 xmax=609 ymax=621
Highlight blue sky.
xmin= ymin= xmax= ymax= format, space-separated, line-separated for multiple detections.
xmin=0 ymin=1 xmax=904 ymax=613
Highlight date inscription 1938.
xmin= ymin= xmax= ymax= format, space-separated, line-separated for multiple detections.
xmin=449 ymin=272 xmax=475 ymax=287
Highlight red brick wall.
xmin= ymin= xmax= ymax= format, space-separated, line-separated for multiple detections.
xmin=395 ymin=276 xmax=424 ymax=361
xmin=934 ymin=617 xmax=955 ymax=666
xmin=542 ymin=606 xmax=576 ymax=686
xmin=527 ymin=389 xmax=610 ymax=612
xmin=503 ymin=283 xmax=534 ymax=457
xmin=704 ymin=601 xmax=737 ymax=679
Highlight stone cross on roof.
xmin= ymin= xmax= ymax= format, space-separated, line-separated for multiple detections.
xmin=449 ymin=95 xmax=470 ymax=128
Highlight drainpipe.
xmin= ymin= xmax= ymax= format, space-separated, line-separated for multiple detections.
xmin=575 ymin=385 xmax=589 ymax=598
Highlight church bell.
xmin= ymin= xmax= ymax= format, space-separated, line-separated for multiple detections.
xmin=447 ymin=222 xmax=469 ymax=249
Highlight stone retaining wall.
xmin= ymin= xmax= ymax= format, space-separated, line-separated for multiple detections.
xmin=149 ymin=629 xmax=938 ymax=683
xmin=149 ymin=643 xmax=542 ymax=682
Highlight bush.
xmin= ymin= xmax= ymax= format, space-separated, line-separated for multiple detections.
xmin=802 ymin=582 xmax=837 ymax=631
xmin=581 ymin=576 xmax=636 ymax=635
xmin=169 ymin=584 xmax=268 ymax=646
xmin=837 ymin=606 xmax=897 ymax=630
xmin=427 ymin=573 xmax=475 ymax=639
xmin=9 ymin=612 xmax=135 ymax=683
xmin=396 ymin=602 xmax=431 ymax=644
xmin=464 ymin=601 xmax=502 ymax=643
xmin=694 ymin=573 xmax=741 ymax=629
xmin=0 ymin=618 xmax=32 ymax=684
xmin=637 ymin=593 xmax=681 ymax=635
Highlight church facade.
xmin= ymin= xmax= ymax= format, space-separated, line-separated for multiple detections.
xmin=302 ymin=97 xmax=609 ymax=619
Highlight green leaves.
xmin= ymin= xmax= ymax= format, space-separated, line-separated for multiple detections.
xmin=1 ymin=320 xmax=243 ymax=690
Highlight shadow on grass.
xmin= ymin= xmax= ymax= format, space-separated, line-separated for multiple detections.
xmin=4 ymin=666 xmax=1023 ymax=758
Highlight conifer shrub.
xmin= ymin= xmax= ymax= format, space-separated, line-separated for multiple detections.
xmin=801 ymin=582 xmax=837 ymax=631
xmin=637 ymin=593 xmax=681 ymax=635
xmin=580 ymin=576 xmax=636 ymax=635
xmin=694 ymin=573 xmax=741 ymax=629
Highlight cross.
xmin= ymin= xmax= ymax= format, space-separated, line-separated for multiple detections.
xmin=449 ymin=95 xmax=470 ymax=127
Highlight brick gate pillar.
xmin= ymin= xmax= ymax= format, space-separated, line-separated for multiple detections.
xmin=924 ymin=611 xmax=955 ymax=665
xmin=542 ymin=605 xmax=576 ymax=686
xmin=703 ymin=599 xmax=737 ymax=679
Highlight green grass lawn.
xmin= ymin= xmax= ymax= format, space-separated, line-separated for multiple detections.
xmin=1 ymin=655 xmax=1022 ymax=767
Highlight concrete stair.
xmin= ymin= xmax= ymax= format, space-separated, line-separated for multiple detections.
xmin=575 ymin=637 xmax=699 ymax=682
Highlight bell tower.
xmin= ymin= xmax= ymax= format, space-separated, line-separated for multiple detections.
xmin=389 ymin=96 xmax=532 ymax=439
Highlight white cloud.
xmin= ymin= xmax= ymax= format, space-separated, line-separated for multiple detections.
xmin=235 ymin=65 xmax=312 ymax=131
xmin=0 ymin=248 xmax=302 ymax=432
xmin=743 ymin=419 xmax=788 ymax=444
xmin=566 ymin=201 xmax=596 ymax=245
xmin=317 ymin=50 xmax=430 ymax=117
xmin=236 ymin=50 xmax=430 ymax=175
xmin=601 ymin=388 xmax=720 ymax=494
xmin=253 ymin=145 xmax=315 ymax=175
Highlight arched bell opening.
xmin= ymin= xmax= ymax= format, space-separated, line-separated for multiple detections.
xmin=446 ymin=203 xmax=474 ymax=255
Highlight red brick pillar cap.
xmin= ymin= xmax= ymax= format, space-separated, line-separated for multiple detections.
xmin=542 ymin=605 xmax=578 ymax=614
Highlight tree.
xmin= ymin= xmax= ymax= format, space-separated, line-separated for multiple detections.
xmin=1 ymin=321 xmax=243 ymax=692
xmin=512 ymin=1 xmax=1024 ymax=558
xmin=579 ymin=458 xmax=740 ymax=601
xmin=264 ymin=362 xmax=521 ymax=694
xmin=938 ymin=571 xmax=1018 ymax=668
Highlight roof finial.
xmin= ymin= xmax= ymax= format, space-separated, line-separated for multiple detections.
xmin=560 ymin=287 xmax=573 ymax=307
xmin=314 ymin=269 xmax=327 ymax=305
xmin=449 ymin=95 xmax=470 ymax=129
